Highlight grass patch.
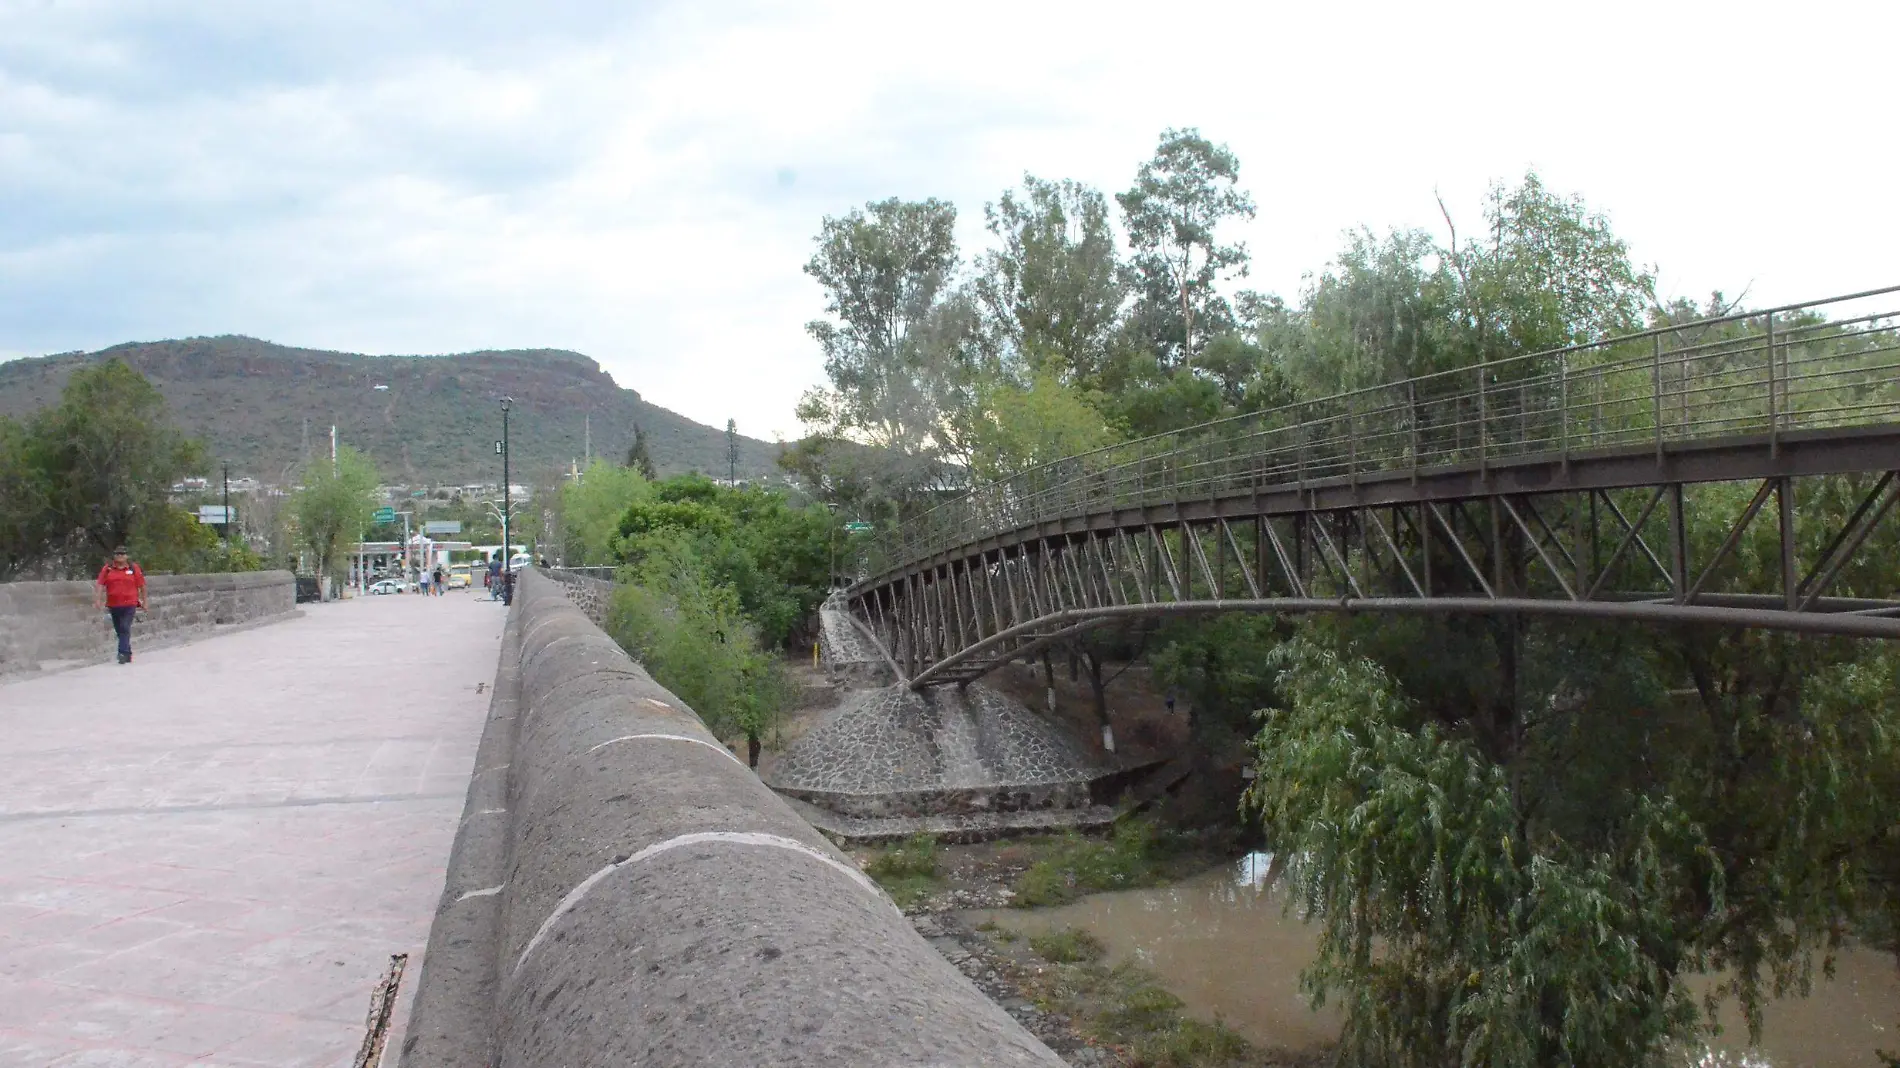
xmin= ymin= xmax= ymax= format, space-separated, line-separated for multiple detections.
xmin=1028 ymin=926 xmax=1105 ymax=964
xmin=1013 ymin=820 xmax=1202 ymax=907
xmin=865 ymin=834 xmax=938 ymax=879
xmin=863 ymin=834 xmax=939 ymax=909
xmin=1019 ymin=949 xmax=1259 ymax=1068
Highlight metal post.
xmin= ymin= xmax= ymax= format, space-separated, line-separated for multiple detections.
xmin=221 ymin=461 xmax=231 ymax=552
xmin=1778 ymin=477 xmax=1798 ymax=609
xmin=1653 ymin=334 xmax=1664 ymax=463
xmin=500 ymin=397 xmax=514 ymax=574
xmin=1766 ymin=311 xmax=1779 ymax=457
xmin=1558 ymin=354 xmax=1569 ymax=469
xmin=1477 ymin=363 xmax=1488 ymax=475
xmin=1669 ymin=483 xmax=1687 ymax=603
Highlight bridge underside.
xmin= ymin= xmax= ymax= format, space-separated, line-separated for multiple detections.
xmin=848 ymin=428 xmax=1900 ymax=688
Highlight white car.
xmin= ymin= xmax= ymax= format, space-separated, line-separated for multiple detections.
xmin=507 ymin=552 xmax=533 ymax=573
xmin=368 ymin=579 xmax=408 ymax=595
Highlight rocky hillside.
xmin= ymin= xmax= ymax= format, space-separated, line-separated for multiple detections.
xmin=0 ymin=336 xmax=783 ymax=486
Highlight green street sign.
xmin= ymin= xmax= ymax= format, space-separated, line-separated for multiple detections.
xmin=843 ymin=521 xmax=873 ymax=533
xmin=373 ymin=508 xmax=397 ymax=524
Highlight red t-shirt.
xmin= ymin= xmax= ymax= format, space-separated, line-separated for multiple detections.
xmin=97 ymin=562 xmax=145 ymax=608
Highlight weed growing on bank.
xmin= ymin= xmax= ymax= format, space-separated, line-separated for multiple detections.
xmin=864 ymin=834 xmax=940 ymax=909
xmin=1013 ymin=820 xmax=1217 ymax=907
xmin=1022 ymin=924 xmax=1258 ymax=1068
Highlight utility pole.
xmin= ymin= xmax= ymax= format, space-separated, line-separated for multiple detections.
xmin=221 ymin=461 xmax=231 ymax=551
xmin=330 ymin=425 xmax=338 ymax=470
xmin=584 ymin=412 xmax=591 ymax=467
xmin=726 ymin=419 xmax=738 ymax=486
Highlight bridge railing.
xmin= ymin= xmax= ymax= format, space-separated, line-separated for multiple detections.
xmin=868 ymin=286 xmax=1900 ymax=576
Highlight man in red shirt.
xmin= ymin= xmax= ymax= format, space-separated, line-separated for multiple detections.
xmin=93 ymin=547 xmax=147 ymax=664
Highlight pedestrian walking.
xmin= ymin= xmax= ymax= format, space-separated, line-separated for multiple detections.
xmin=432 ymin=566 xmax=445 ymax=596
xmin=488 ymin=556 xmax=504 ymax=601
xmin=418 ymin=568 xmax=432 ymax=596
xmin=93 ymin=547 xmax=146 ymax=664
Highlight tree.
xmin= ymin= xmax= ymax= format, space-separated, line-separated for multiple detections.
xmin=0 ymin=416 xmax=52 ymax=579
xmin=623 ymin=423 xmax=657 ymax=479
xmin=291 ymin=446 xmax=380 ymax=599
xmin=966 ymin=372 xmax=1115 ymax=483
xmin=562 ymin=460 xmax=650 ymax=565
xmin=974 ymin=175 xmax=1125 ymax=384
xmin=1117 ymin=128 xmax=1256 ymax=366
xmin=794 ymin=198 xmax=972 ymax=508
xmin=27 ymin=360 xmax=205 ymax=560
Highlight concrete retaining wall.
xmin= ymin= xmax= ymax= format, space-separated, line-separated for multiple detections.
xmin=401 ymin=569 xmax=1063 ymax=1068
xmin=0 ymin=570 xmax=297 ymax=675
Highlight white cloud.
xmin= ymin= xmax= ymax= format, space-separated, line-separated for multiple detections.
xmin=3 ymin=0 xmax=1896 ymax=444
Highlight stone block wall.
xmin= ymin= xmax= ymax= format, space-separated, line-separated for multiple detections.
xmin=0 ymin=570 xmax=296 ymax=675
xmin=399 ymin=569 xmax=1064 ymax=1068
xmin=541 ymin=567 xmax=613 ymax=626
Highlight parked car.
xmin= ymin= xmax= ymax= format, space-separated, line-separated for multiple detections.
xmin=368 ymin=579 xmax=407 ymax=595
xmin=448 ymin=567 xmax=472 ymax=589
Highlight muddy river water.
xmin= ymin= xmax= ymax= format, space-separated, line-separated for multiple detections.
xmin=975 ymin=854 xmax=1898 ymax=1067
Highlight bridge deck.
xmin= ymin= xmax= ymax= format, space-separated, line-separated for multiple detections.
xmin=0 ymin=594 xmax=502 ymax=1066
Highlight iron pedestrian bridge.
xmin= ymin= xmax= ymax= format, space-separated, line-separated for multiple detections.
xmin=846 ymin=286 xmax=1900 ymax=689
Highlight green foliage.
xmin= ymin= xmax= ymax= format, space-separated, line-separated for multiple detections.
xmin=27 ymin=359 xmax=206 ymax=559
xmin=130 ymin=504 xmax=264 ymax=574
xmin=863 ymin=834 xmax=939 ymax=880
xmin=291 ymin=445 xmax=381 ymax=593
xmin=974 ymin=174 xmax=1125 ymax=384
xmin=560 ymin=461 xmax=650 ymax=565
xmin=796 ymin=197 xmax=971 ymax=501
xmin=1117 ymin=128 xmax=1256 ymax=365
xmin=1021 ymin=941 xmax=1259 ymax=1068
xmin=1013 ymin=821 xmax=1195 ymax=907
xmin=1149 ymin=613 xmax=1288 ymax=743
xmin=0 ymin=360 xmax=228 ymax=577
xmin=1028 ymin=926 xmax=1105 ymax=964
xmin=606 ymin=536 xmax=787 ymax=750
xmin=614 ymin=475 xmax=833 ymax=649
xmin=0 ymin=415 xmax=52 ymax=578
xmin=1246 ymin=639 xmax=1705 ymax=1068
xmin=967 ymin=371 xmax=1115 ymax=482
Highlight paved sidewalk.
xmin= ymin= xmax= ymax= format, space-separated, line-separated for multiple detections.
xmin=0 ymin=593 xmax=506 ymax=1067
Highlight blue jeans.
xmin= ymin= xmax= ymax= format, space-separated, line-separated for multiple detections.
xmin=109 ymin=606 xmax=136 ymax=658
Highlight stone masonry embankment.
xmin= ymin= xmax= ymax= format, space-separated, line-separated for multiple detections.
xmin=400 ymin=568 xmax=1065 ymax=1067
xmin=0 ymin=570 xmax=296 ymax=675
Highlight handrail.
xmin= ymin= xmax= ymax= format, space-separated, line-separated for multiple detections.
xmin=862 ymin=286 xmax=1900 ymax=582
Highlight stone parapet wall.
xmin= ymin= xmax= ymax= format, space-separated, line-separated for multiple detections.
xmin=0 ymin=570 xmax=296 ymax=675
xmin=400 ymin=569 xmax=1063 ymax=1068
xmin=540 ymin=567 xmax=613 ymax=626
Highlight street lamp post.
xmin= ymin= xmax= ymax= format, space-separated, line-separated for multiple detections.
xmin=499 ymin=396 xmax=514 ymax=570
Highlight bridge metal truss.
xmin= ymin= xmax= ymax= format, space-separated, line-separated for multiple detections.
xmin=845 ymin=286 xmax=1900 ymax=689
xmin=852 ymin=434 xmax=1900 ymax=689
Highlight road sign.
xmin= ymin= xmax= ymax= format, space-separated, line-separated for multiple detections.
xmin=843 ymin=521 xmax=873 ymax=533
xmin=424 ymin=520 xmax=463 ymax=535
xmin=196 ymin=505 xmax=234 ymax=525
xmin=373 ymin=507 xmax=397 ymax=524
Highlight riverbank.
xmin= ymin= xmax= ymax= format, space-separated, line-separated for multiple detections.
xmin=856 ymin=830 xmax=1900 ymax=1068
xmin=849 ymin=825 xmax=1324 ymax=1067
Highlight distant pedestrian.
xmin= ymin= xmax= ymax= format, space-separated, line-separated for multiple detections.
xmin=418 ymin=569 xmax=432 ymax=596
xmin=488 ymin=556 xmax=504 ymax=601
xmin=93 ymin=547 xmax=146 ymax=664
xmin=433 ymin=567 xmax=446 ymax=596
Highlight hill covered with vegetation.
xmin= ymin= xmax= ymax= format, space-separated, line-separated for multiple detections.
xmin=0 ymin=336 xmax=781 ymax=486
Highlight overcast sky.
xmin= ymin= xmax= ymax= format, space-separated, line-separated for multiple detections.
xmin=4 ymin=0 xmax=1895 ymax=440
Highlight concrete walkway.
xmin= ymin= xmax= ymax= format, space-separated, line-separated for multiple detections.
xmin=0 ymin=592 xmax=505 ymax=1067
